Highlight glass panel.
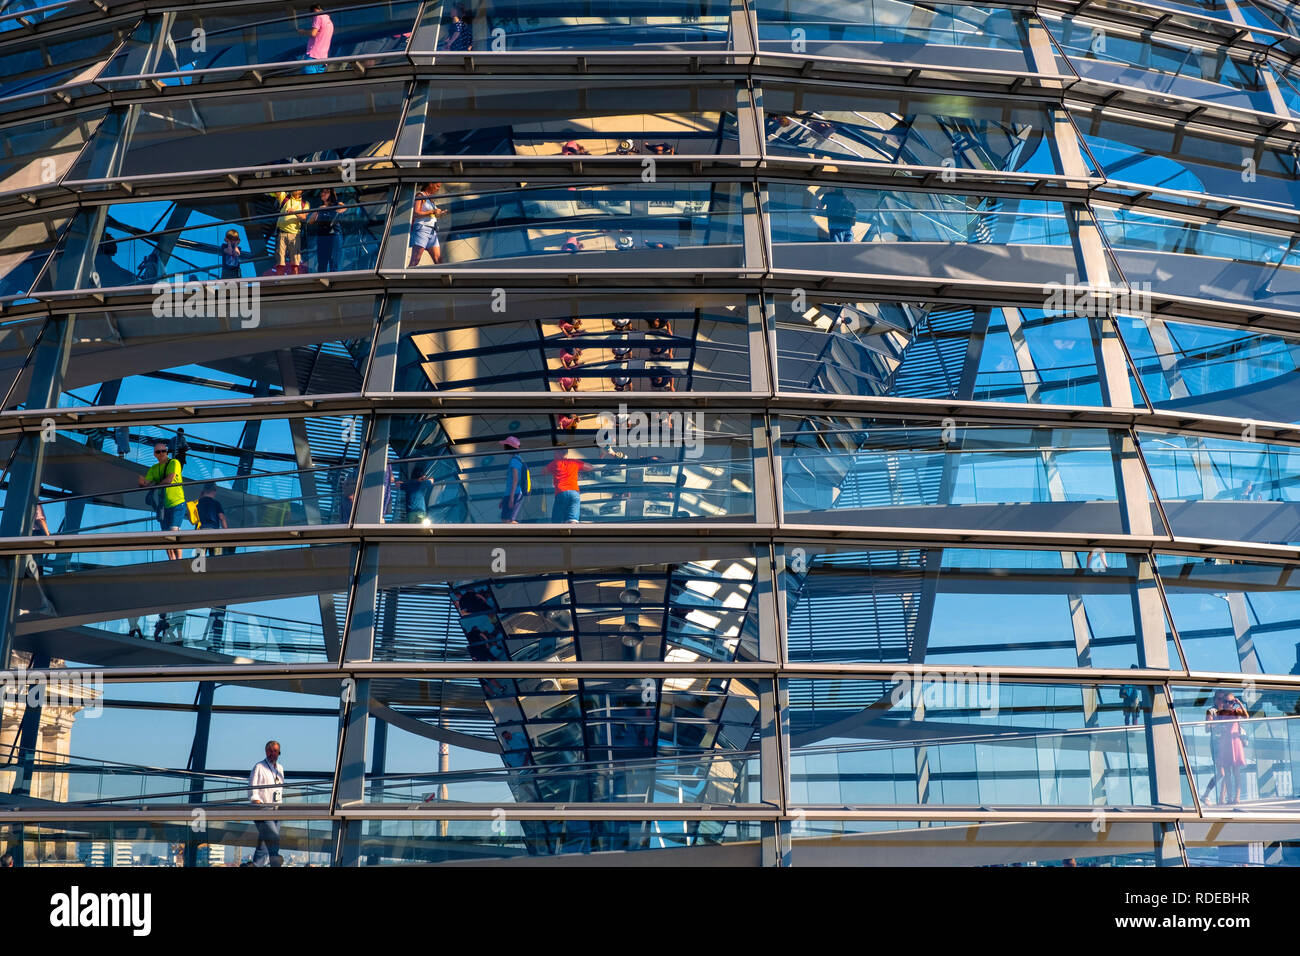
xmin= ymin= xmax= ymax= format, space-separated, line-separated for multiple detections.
xmin=377 ymin=411 xmax=756 ymax=524
xmin=10 ymin=542 xmax=355 ymax=668
xmin=768 ymin=184 xmax=1088 ymax=286
xmin=0 ymin=317 xmax=43 ymax=409
xmin=775 ymin=297 xmax=1121 ymax=405
xmin=0 ymin=110 xmax=108 ymax=199
xmin=1097 ymin=205 xmax=1300 ymax=314
xmin=788 ymin=819 xmax=1166 ymax=866
xmin=1047 ymin=14 xmax=1280 ymax=115
xmin=0 ymin=21 xmax=122 ymax=116
xmin=357 ymin=819 xmax=762 ymax=864
xmin=409 ymin=0 xmax=736 ymax=54
xmin=383 ymin=181 xmax=747 ymax=270
xmin=360 ymin=674 xmax=767 ymax=806
xmin=396 ymin=292 xmax=753 ymax=394
xmin=1140 ymin=430 xmax=1300 ymax=545
xmin=33 ymin=414 xmax=364 ymax=537
xmin=1170 ymin=684 xmax=1300 ymax=809
xmin=415 ymin=79 xmax=743 ymax=158
xmin=788 ymin=679 xmax=1191 ymax=807
xmin=1124 ymin=314 xmax=1300 ymax=422
xmin=0 ymin=207 xmax=72 ymax=303
xmin=1183 ymin=821 xmax=1300 ymax=865
xmin=0 ymin=820 xmax=337 ymax=866
xmin=97 ymin=2 xmax=422 ymax=87
xmin=65 ymin=85 xmax=405 ymax=183
xmin=52 ymin=294 xmax=376 ymax=401
xmin=0 ymin=678 xmax=339 ymax=808
xmin=40 ymin=187 xmax=392 ymax=290
xmin=1075 ymin=109 xmax=1300 ymax=212
xmin=370 ymin=539 xmax=764 ymax=662
xmin=783 ymin=545 xmax=1174 ymax=668
xmin=779 ymin=416 xmax=1144 ymax=534
xmin=0 ymin=1 xmax=88 ymax=36
xmin=1158 ymin=555 xmax=1300 ymax=675
xmin=754 ymin=0 xmax=1033 ymax=68
xmin=762 ymin=85 xmax=1074 ymax=177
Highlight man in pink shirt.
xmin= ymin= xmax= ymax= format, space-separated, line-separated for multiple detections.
xmin=299 ymin=4 xmax=333 ymax=73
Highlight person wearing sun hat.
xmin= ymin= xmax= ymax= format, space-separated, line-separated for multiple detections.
xmin=500 ymin=436 xmax=527 ymax=523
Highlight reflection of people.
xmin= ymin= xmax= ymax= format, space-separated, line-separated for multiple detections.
xmin=299 ymin=4 xmax=333 ymax=73
xmin=820 ymin=189 xmax=857 ymax=242
xmin=1119 ymin=667 xmax=1143 ymax=726
xmin=1202 ymin=689 xmax=1248 ymax=805
xmin=561 ymin=140 xmax=589 ymax=156
xmin=248 ymin=740 xmax=285 ymax=867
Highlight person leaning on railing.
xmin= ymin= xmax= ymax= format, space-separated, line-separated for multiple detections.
xmin=138 ymin=440 xmax=184 ymax=561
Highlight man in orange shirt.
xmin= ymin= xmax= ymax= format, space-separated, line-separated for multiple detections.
xmin=544 ymin=446 xmax=593 ymax=523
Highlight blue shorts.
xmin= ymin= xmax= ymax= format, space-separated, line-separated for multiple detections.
xmin=410 ymin=222 xmax=439 ymax=249
xmin=551 ymin=489 xmax=580 ymax=523
xmin=158 ymin=503 xmax=182 ymax=530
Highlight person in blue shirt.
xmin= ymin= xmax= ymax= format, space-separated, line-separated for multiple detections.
xmin=500 ymin=436 xmax=526 ymax=523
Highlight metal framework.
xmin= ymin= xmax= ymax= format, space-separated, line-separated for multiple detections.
xmin=2 ymin=0 xmax=1300 ymax=867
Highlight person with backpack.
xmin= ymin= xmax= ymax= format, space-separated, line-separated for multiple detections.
xmin=193 ymin=482 xmax=229 ymax=558
xmin=272 ymin=189 xmax=310 ymax=274
xmin=308 ymin=187 xmax=344 ymax=272
xmin=820 ymin=188 xmax=858 ymax=242
xmin=138 ymin=440 xmax=184 ymax=560
xmin=500 ymin=436 xmax=529 ymax=523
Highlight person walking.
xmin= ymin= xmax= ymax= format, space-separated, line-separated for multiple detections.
xmin=298 ymin=3 xmax=333 ymax=73
xmin=407 ymin=182 xmax=448 ymax=267
xmin=248 ymin=740 xmax=285 ymax=867
xmin=500 ymin=436 xmax=527 ymax=523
